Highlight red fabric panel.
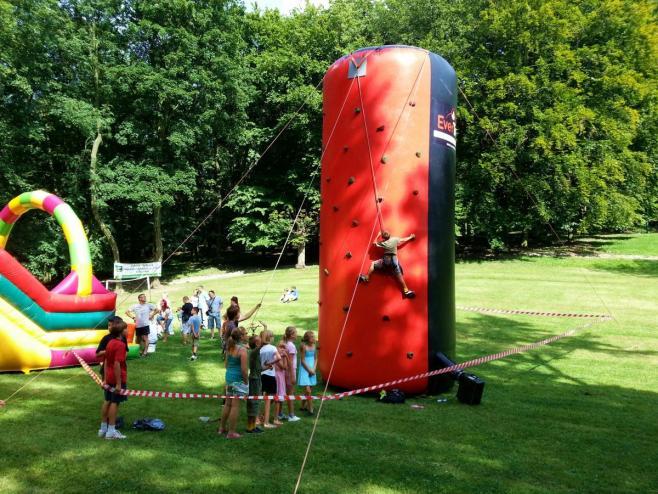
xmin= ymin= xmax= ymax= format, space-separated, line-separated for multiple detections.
xmin=319 ymin=47 xmax=431 ymax=393
xmin=0 ymin=250 xmax=116 ymax=312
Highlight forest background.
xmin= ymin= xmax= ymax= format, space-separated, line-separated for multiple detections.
xmin=1 ymin=0 xmax=656 ymax=283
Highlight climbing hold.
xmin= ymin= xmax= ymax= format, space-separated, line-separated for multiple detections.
xmin=409 ymin=101 xmax=416 ymax=107
xmin=346 ymin=351 xmax=353 ymax=358
xmin=412 ymin=190 xmax=419 ymax=196
xmin=376 ymin=125 xmax=385 ymax=132
xmin=415 ymin=151 xmax=422 ymax=158
xmin=343 ymin=146 xmax=349 ymax=152
xmin=323 ymin=268 xmax=330 ymax=276
xmin=382 ymin=315 xmax=391 ymax=322
xmin=333 ymin=205 xmax=340 ymax=212
xmin=348 ymin=176 xmax=355 ymax=185
xmin=380 ymin=156 xmax=388 ymax=164
xmin=342 ymin=305 xmax=350 ymax=312
xmin=317 ymin=301 xmax=322 ymax=306
xmin=351 ymin=219 xmax=359 ymax=227
xmin=354 ymin=107 xmax=361 ymax=114
xmin=377 ymin=197 xmax=383 ymax=203
xmin=406 ymin=352 xmax=414 ymax=359
xmin=326 ymin=177 xmax=331 ymax=183
xmin=345 ymin=251 xmax=353 ymax=259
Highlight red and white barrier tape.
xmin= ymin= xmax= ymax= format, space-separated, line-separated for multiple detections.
xmin=457 ymin=305 xmax=612 ymax=320
xmin=73 ymin=316 xmax=608 ymax=401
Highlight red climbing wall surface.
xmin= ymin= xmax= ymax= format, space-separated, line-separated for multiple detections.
xmin=319 ymin=46 xmax=438 ymax=394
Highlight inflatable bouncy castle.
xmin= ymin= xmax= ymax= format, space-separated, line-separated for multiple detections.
xmin=319 ymin=46 xmax=457 ymax=394
xmin=0 ymin=191 xmax=133 ymax=373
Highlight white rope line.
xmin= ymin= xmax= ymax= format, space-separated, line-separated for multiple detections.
xmin=1 ymin=370 xmax=44 ymax=404
xmin=293 ymin=202 xmax=381 ymax=494
xmin=254 ymin=75 xmax=359 ymax=311
xmin=456 ymin=84 xmax=617 ymax=325
xmin=356 ymin=70 xmax=385 ymax=233
xmin=90 ymin=75 xmax=328 ymax=329
xmin=293 ymin=52 xmax=428 ymax=494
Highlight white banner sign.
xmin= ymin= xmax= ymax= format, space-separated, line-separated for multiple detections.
xmin=113 ymin=262 xmax=162 ymax=280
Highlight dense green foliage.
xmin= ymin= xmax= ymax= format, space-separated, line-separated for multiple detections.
xmin=0 ymin=0 xmax=656 ymax=279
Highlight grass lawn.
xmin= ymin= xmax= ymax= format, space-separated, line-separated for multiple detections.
xmin=1 ymin=241 xmax=657 ymax=493
xmin=574 ymin=232 xmax=658 ymax=257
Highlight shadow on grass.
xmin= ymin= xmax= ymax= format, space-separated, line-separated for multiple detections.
xmin=1 ymin=315 xmax=656 ymax=493
xmin=589 ymin=259 xmax=658 ymax=278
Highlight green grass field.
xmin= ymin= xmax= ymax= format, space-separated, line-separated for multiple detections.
xmin=574 ymin=232 xmax=658 ymax=257
xmin=1 ymin=235 xmax=657 ymax=494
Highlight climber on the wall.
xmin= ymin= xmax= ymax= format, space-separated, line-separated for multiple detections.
xmin=359 ymin=231 xmax=416 ymax=298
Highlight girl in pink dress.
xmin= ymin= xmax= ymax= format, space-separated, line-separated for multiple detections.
xmin=273 ymin=341 xmax=289 ymax=426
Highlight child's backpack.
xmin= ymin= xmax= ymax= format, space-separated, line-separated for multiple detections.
xmin=377 ymin=389 xmax=406 ymax=404
xmin=132 ymin=418 xmax=166 ymax=431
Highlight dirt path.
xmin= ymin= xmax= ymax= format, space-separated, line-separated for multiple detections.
xmin=167 ymin=270 xmax=252 ymax=285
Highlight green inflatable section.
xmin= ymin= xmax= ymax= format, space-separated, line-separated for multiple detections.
xmin=0 ymin=275 xmax=113 ymax=330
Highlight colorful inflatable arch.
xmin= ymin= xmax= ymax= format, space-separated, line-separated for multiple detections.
xmin=319 ymin=46 xmax=457 ymax=394
xmin=0 ymin=191 xmax=134 ymax=373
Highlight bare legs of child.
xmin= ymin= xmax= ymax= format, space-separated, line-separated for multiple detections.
xmin=360 ymin=261 xmax=415 ymax=298
xmin=219 ymin=396 xmax=241 ymax=438
xmin=263 ymin=397 xmax=276 ymax=428
xmin=300 ymin=386 xmax=314 ymax=415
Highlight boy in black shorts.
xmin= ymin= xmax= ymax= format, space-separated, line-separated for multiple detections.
xmin=99 ymin=318 xmax=129 ymax=439
xmin=125 ymin=294 xmax=157 ymax=356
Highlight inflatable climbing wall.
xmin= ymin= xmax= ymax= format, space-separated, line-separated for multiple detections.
xmin=318 ymin=46 xmax=457 ymax=394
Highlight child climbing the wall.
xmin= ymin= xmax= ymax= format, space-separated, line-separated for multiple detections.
xmin=298 ymin=330 xmax=318 ymax=416
xmin=274 ymin=340 xmax=289 ymax=425
xmin=359 ymin=231 xmax=416 ymax=298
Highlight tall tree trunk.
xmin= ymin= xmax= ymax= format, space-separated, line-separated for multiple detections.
xmin=88 ymin=21 xmax=120 ymax=264
xmin=296 ymin=243 xmax=306 ymax=269
xmin=90 ymin=132 xmax=120 ymax=263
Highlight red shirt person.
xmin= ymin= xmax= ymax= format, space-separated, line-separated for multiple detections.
xmin=98 ymin=317 xmax=129 ymax=440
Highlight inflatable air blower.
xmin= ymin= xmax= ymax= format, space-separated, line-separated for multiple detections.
xmin=318 ymin=46 xmax=457 ymax=394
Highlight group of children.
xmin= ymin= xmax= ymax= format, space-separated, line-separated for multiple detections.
xmin=220 ymin=325 xmax=318 ymax=439
xmin=97 ymin=308 xmax=319 ymax=440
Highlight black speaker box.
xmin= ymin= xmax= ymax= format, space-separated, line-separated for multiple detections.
xmin=457 ymin=373 xmax=485 ymax=405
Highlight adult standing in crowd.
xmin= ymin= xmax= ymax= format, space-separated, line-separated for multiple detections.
xmin=126 ymin=294 xmax=157 ymax=357
xmin=207 ymin=290 xmax=223 ymax=340
xmin=197 ymin=286 xmax=209 ymax=328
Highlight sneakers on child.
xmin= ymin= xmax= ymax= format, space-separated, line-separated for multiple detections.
xmin=97 ymin=428 xmax=106 ymax=438
xmin=189 ymin=355 xmax=197 ymax=361
xmin=105 ymin=430 xmax=127 ymax=440
xmin=277 ymin=413 xmax=286 ymax=421
xmin=287 ymin=415 xmax=301 ymax=422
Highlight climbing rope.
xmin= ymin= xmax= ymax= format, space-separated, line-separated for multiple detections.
xmin=1 ymin=370 xmax=44 ymax=405
xmin=294 ymin=51 xmax=430 ymax=494
xmin=355 ymin=69 xmax=386 ymax=233
xmin=91 ymin=72 xmax=332 ymax=329
xmin=252 ymin=73 xmax=360 ymax=317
